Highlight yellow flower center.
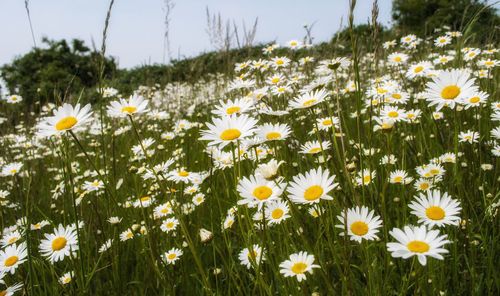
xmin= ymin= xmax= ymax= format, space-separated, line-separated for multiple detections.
xmin=161 ymin=208 xmax=169 ymax=214
xmin=440 ymin=58 xmax=447 ymax=62
xmin=278 ymin=87 xmax=286 ymax=92
xmin=271 ymin=78 xmax=280 ymax=84
xmin=126 ymin=232 xmax=133 ymax=238
xmin=253 ymin=186 xmax=273 ymax=200
xmin=167 ymin=253 xmax=176 ymax=260
xmin=9 ymin=169 xmax=17 ymax=174
xmin=388 ymin=111 xmax=399 ymax=118
xmin=429 ymin=169 xmax=440 ymax=175
xmin=8 ymin=237 xmax=18 ymax=243
xmin=52 ymin=237 xmax=67 ymax=251
xmin=363 ymin=175 xmax=371 ymax=183
xmin=302 ymin=99 xmax=317 ymax=107
xmin=350 ymin=221 xmax=369 ymax=236
xmin=322 ymin=119 xmax=332 ymax=126
xmin=425 ymin=206 xmax=445 ymax=220
xmin=407 ymin=241 xmax=430 ymax=253
xmin=394 ymin=57 xmax=402 ymax=62
xmin=414 ymin=66 xmax=424 ymax=73
xmin=441 ymin=85 xmax=460 ymax=100
xmin=469 ymin=97 xmax=480 ymax=103
xmin=4 ymin=256 xmax=18 ymax=267
xmin=178 ymin=171 xmax=189 ymax=177
xmin=291 ymin=262 xmax=308 ymax=274
xmin=64 ymin=277 xmax=71 ymax=283
xmin=226 ymin=106 xmax=240 ymax=114
xmin=377 ymin=88 xmax=388 ymax=94
xmin=121 ymin=106 xmax=136 ymax=114
xmin=166 ymin=222 xmax=174 ymax=228
xmin=56 ymin=116 xmax=78 ymax=131
xmin=309 ymin=147 xmax=321 ymax=153
xmin=276 ymin=60 xmax=284 ymax=65
xmin=240 ymin=63 xmax=247 ymax=68
xmin=485 ymin=61 xmax=494 ymax=65
xmin=393 ymin=176 xmax=403 ymax=183
xmin=405 ymin=37 xmax=411 ymax=41
xmin=440 ymin=39 xmax=446 ymax=43
xmin=140 ymin=196 xmax=149 ymax=202
xmin=248 ymin=251 xmax=258 ymax=259
xmin=266 ymin=132 xmax=281 ymax=140
xmin=468 ymin=52 xmax=475 ymax=57
xmin=304 ymin=185 xmax=324 ymax=201
xmin=392 ymin=94 xmax=402 ymax=100
xmin=271 ymin=209 xmax=284 ymax=219
xmin=220 ymin=129 xmax=241 ymax=141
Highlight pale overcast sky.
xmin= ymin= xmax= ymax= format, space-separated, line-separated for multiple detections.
xmin=0 ymin=1 xmax=499 ymax=69
xmin=0 ymin=0 xmax=395 ymax=69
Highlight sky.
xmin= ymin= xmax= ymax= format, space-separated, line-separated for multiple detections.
xmin=0 ymin=0 xmax=394 ymax=69
xmin=1 ymin=1 xmax=499 ymax=70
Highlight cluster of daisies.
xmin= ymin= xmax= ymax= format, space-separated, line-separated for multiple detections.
xmin=0 ymin=28 xmax=498 ymax=293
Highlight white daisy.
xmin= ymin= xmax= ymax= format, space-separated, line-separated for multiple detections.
xmin=107 ymin=94 xmax=149 ymax=118
xmin=409 ymin=190 xmax=461 ymax=228
xmin=236 ymin=174 xmax=285 ymax=209
xmin=255 ymin=123 xmax=291 ymax=142
xmin=287 ymin=167 xmax=338 ymax=204
xmin=160 ymin=218 xmax=179 ymax=233
xmin=238 ymin=244 xmax=265 ymax=269
xmin=0 ymin=243 xmax=27 ymax=274
xmin=289 ymin=89 xmax=329 ymax=109
xmin=199 ymin=114 xmax=258 ymax=149
xmin=39 ymin=224 xmax=78 ymax=263
xmin=264 ymin=200 xmax=291 ymax=225
xmin=336 ymin=206 xmax=383 ymax=243
xmin=162 ymin=247 xmax=183 ymax=265
xmin=424 ymin=69 xmax=478 ymax=111
xmin=387 ymin=225 xmax=450 ymax=266
xmin=38 ymin=103 xmax=93 ymax=137
xmin=279 ymin=251 xmax=320 ymax=282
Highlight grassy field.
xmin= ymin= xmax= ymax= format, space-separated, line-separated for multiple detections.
xmin=0 ymin=7 xmax=499 ymax=295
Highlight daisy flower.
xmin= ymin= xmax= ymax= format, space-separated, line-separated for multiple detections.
xmin=355 ymin=169 xmax=376 ymax=186
xmin=1 ymin=162 xmax=23 ymax=177
xmin=316 ymin=116 xmax=339 ymax=131
xmin=387 ymin=225 xmax=450 ymax=266
xmin=160 ymin=218 xmax=179 ymax=233
xmin=425 ymin=69 xmax=478 ymax=111
xmin=264 ymin=200 xmax=291 ymax=225
xmin=39 ymin=224 xmax=78 ymax=263
xmin=119 ymin=229 xmax=134 ymax=241
xmin=336 ymin=206 xmax=383 ymax=243
xmin=256 ymin=159 xmax=285 ymax=181
xmin=299 ymin=140 xmax=331 ymax=154
xmin=387 ymin=52 xmax=409 ymax=66
xmin=222 ymin=214 xmax=235 ymax=230
xmin=414 ymin=178 xmax=434 ymax=192
xmin=270 ymin=56 xmax=290 ymax=69
xmin=380 ymin=106 xmax=408 ymax=122
xmin=107 ymin=94 xmax=149 ymax=118
xmin=463 ymin=48 xmax=480 ymax=61
xmin=279 ymin=251 xmax=320 ymax=282
xmin=0 ymin=282 xmax=23 ymax=296
xmin=167 ymin=169 xmax=200 ymax=184
xmin=5 ymin=95 xmax=22 ymax=104
xmin=287 ymin=167 xmax=338 ymax=204
xmin=0 ymin=243 xmax=27 ymax=274
xmin=199 ymin=114 xmax=258 ymax=149
xmin=38 ymin=103 xmax=93 ymax=137
xmin=212 ymin=98 xmax=254 ymax=117
xmin=458 ymin=130 xmax=479 ymax=144
xmin=433 ymin=55 xmax=454 ymax=65
xmin=163 ymin=248 xmax=183 ymax=265
xmin=239 ymin=244 xmax=265 ymax=269
xmin=389 ymin=170 xmax=413 ymax=184
xmin=460 ymin=90 xmax=488 ymax=109
xmin=434 ymin=36 xmax=451 ymax=47
xmin=401 ymin=34 xmax=417 ymax=44
xmin=236 ymin=174 xmax=285 ymax=209
xmin=409 ymin=190 xmax=461 ymax=228
xmin=255 ymin=123 xmax=291 ymax=142
xmin=289 ymin=89 xmax=329 ymax=109
xmin=406 ymin=61 xmax=433 ymax=79
xmin=31 ymin=220 xmax=50 ymax=231
xmin=59 ymin=271 xmax=74 ymax=285
xmin=82 ymin=180 xmax=104 ymax=193
xmin=1 ymin=230 xmax=22 ymax=247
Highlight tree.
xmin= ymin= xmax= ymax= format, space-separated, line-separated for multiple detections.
xmin=392 ymin=0 xmax=500 ymax=42
xmin=0 ymin=38 xmax=116 ymax=109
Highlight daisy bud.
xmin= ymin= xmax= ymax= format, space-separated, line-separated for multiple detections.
xmin=256 ymin=159 xmax=285 ymax=181
xmin=393 ymin=197 xmax=400 ymax=202
xmin=131 ymin=224 xmax=140 ymax=231
xmin=213 ymin=268 xmax=222 ymax=275
xmin=487 ymin=193 xmax=493 ymax=198
xmin=182 ymin=241 xmax=188 ymax=248
xmin=199 ymin=228 xmax=213 ymax=243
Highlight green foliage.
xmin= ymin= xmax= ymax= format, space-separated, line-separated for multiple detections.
xmin=0 ymin=38 xmax=116 ymax=109
xmin=392 ymin=0 xmax=500 ymax=42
